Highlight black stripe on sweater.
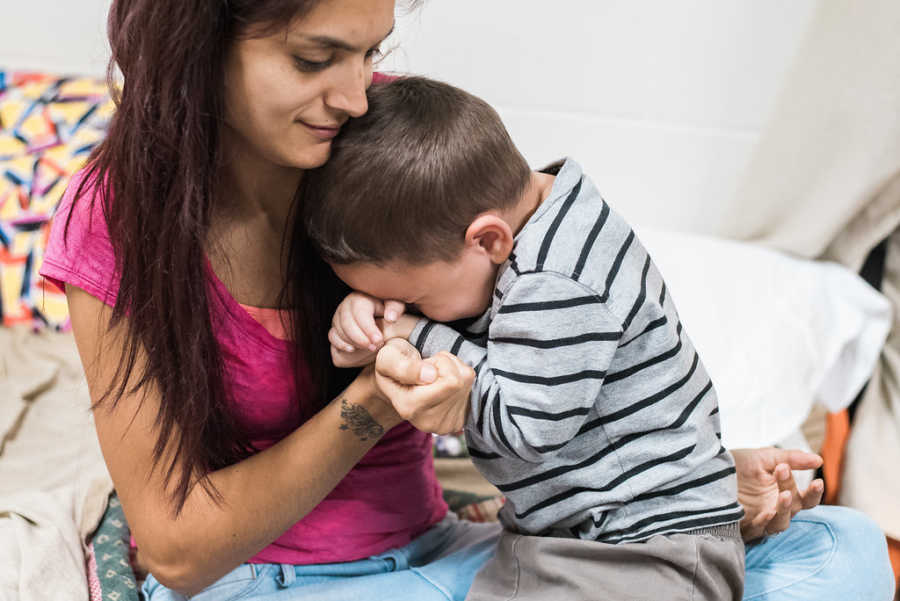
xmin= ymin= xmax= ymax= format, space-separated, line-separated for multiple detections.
xmin=572 ymin=201 xmax=611 ymax=280
xmin=493 ymin=368 xmax=608 ymax=386
xmin=631 ymin=465 xmax=736 ymax=504
xmin=536 ymin=177 xmax=584 ymax=271
xmin=605 ymin=509 xmax=745 ymax=545
xmin=620 ymin=254 xmax=651 ymax=332
xmin=604 ymin=322 xmax=684 ymax=384
xmin=497 ymin=380 xmax=712 ymax=491
xmin=475 ymin=387 xmax=491 ymax=433
xmin=618 ymin=316 xmax=668 ymax=349
xmin=413 ymin=320 xmax=436 ymax=352
xmin=467 ymin=444 xmax=502 ymax=460
xmin=498 ymin=295 xmax=598 ymax=314
xmin=598 ymin=502 xmax=743 ymax=543
xmin=449 ymin=335 xmax=464 ymax=357
xmin=472 ymin=355 xmax=489 ymax=377
xmin=506 ymin=405 xmax=592 ymax=422
xmin=600 ymin=230 xmax=635 ymax=302
xmin=490 ymin=331 xmax=620 ymax=349
xmin=514 ymin=444 xmax=696 ymax=519
xmin=582 ymin=352 xmax=700 ymax=429
xmin=492 ymin=390 xmax=517 ymax=456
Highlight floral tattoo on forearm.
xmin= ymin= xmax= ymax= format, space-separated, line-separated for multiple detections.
xmin=339 ymin=399 xmax=384 ymax=442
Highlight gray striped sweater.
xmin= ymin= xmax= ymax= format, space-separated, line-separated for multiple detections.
xmin=410 ymin=158 xmax=742 ymax=543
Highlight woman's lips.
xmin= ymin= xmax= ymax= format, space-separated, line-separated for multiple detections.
xmin=299 ymin=120 xmax=341 ymax=140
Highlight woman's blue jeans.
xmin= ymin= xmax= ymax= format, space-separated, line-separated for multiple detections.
xmin=142 ymin=505 xmax=895 ymax=601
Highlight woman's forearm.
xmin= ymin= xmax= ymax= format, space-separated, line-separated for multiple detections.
xmin=137 ymin=371 xmax=401 ymax=594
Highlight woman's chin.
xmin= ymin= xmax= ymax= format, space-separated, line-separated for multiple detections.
xmin=288 ymin=144 xmax=332 ymax=170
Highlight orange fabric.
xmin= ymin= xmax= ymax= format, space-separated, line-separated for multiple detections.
xmin=239 ymin=304 xmax=290 ymax=341
xmin=821 ymin=409 xmax=850 ymax=504
xmin=889 ymin=537 xmax=900 ymax=592
xmin=823 ymin=409 xmax=898 ymax=590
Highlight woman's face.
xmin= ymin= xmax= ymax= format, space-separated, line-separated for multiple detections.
xmin=223 ymin=0 xmax=396 ymax=170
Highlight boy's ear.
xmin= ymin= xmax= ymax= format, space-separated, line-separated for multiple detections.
xmin=465 ymin=214 xmax=515 ymax=264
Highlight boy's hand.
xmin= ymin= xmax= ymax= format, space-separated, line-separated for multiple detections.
xmin=329 ymin=293 xmax=414 ymax=368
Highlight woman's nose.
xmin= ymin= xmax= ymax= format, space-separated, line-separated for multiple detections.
xmin=326 ymin=61 xmax=370 ymax=118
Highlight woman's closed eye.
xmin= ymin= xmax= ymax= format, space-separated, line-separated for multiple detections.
xmin=293 ymin=45 xmax=383 ymax=73
xmin=293 ymin=54 xmax=333 ymax=72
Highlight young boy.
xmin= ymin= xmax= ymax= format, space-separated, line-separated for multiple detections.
xmin=302 ymin=76 xmax=745 ymax=600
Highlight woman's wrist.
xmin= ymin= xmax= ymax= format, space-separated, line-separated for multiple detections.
xmin=346 ymin=365 xmax=404 ymax=432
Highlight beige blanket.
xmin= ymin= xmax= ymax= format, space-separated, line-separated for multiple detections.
xmin=0 ymin=326 xmax=113 ymax=601
xmin=729 ymin=0 xmax=900 ymax=537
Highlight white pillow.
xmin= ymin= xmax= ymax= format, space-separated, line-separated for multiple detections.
xmin=637 ymin=228 xmax=892 ymax=449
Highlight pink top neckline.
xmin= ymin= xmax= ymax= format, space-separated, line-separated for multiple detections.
xmin=239 ymin=303 xmax=290 ymax=341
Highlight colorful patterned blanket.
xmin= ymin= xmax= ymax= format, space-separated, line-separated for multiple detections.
xmin=0 ymin=70 xmax=113 ymax=330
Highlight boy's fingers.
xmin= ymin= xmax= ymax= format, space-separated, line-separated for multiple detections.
xmin=331 ymin=348 xmax=353 ymax=368
xmin=369 ymin=297 xmax=386 ymax=316
xmin=351 ymin=307 xmax=384 ymax=348
xmin=383 ymin=300 xmax=406 ymax=322
xmin=340 ymin=311 xmax=377 ymax=350
xmin=328 ymin=328 xmax=356 ymax=353
xmin=350 ymin=293 xmax=382 ymax=319
xmin=331 ymin=314 xmax=356 ymax=353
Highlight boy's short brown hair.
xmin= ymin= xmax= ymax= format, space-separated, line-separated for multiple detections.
xmin=301 ymin=76 xmax=532 ymax=265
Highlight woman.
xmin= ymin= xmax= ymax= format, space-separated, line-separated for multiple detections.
xmin=41 ymin=0 xmax=894 ymax=600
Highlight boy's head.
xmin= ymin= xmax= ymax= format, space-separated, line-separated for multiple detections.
xmin=303 ymin=76 xmax=533 ymax=321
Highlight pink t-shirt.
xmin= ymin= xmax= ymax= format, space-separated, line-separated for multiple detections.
xmin=40 ymin=170 xmax=448 ymax=565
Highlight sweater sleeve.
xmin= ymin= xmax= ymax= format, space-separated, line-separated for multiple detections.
xmin=412 ymin=271 xmax=623 ymax=462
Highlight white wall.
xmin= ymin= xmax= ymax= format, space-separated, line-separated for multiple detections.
xmin=1 ymin=0 xmax=822 ymax=234
xmin=0 ymin=0 xmax=111 ymax=76
xmin=381 ymin=1 xmax=821 ymax=234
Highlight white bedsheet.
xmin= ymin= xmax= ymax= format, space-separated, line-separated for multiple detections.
xmin=0 ymin=326 xmax=112 ymax=601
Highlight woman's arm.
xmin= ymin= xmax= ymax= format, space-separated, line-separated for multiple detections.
xmin=68 ymin=285 xmax=440 ymax=595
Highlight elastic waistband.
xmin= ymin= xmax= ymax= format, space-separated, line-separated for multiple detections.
xmin=683 ymin=521 xmax=742 ymax=540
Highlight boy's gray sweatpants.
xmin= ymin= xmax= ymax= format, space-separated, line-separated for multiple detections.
xmin=465 ymin=523 xmax=745 ymax=601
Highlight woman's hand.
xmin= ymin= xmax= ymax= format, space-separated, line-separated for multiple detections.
xmin=373 ymin=338 xmax=474 ymax=435
xmin=732 ymin=447 xmax=825 ymax=541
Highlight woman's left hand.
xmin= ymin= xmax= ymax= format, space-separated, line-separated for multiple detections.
xmin=732 ymin=447 xmax=825 ymax=541
xmin=374 ymin=339 xmax=474 ymax=435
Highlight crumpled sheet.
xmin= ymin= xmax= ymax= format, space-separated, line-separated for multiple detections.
xmin=0 ymin=325 xmax=113 ymax=601
xmin=727 ymin=0 xmax=900 ymax=538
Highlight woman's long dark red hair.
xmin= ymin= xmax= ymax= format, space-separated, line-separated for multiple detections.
xmin=68 ymin=0 xmax=351 ymax=514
